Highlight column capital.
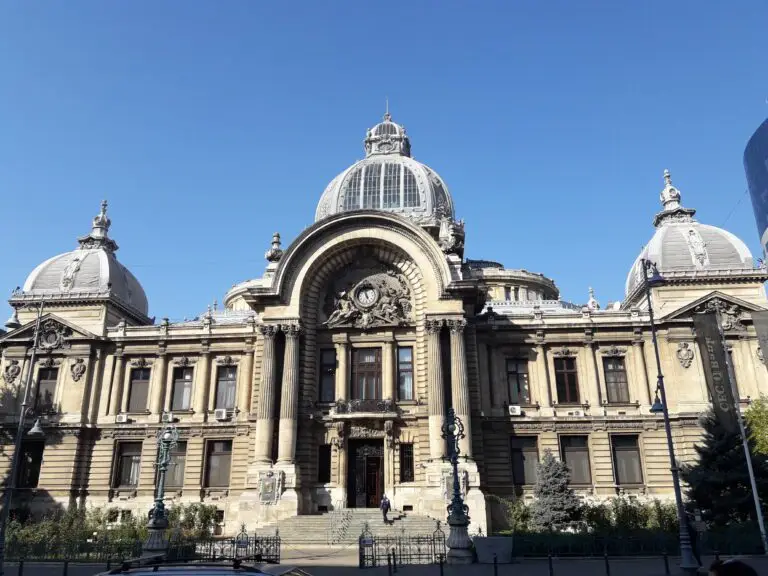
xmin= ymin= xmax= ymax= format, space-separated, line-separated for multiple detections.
xmin=282 ymin=323 xmax=302 ymax=339
xmin=258 ymin=324 xmax=280 ymax=339
xmin=447 ymin=318 xmax=467 ymax=334
xmin=425 ymin=319 xmax=444 ymax=334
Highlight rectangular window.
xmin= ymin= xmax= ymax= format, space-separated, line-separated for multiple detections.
xmin=611 ymin=435 xmax=643 ymax=485
xmin=319 ymin=349 xmax=336 ymax=403
xmin=343 ymin=170 xmax=361 ymax=210
xmin=555 ymin=357 xmax=580 ymax=404
xmin=506 ymin=359 xmax=530 ymax=404
xmin=17 ymin=442 xmax=44 ymax=488
xmin=399 ymin=443 xmax=415 ymax=483
xmin=362 ymin=164 xmax=382 ymax=209
xmin=510 ymin=436 xmax=538 ymax=485
xmin=351 ymin=348 xmax=382 ymax=400
xmin=127 ymin=368 xmax=150 ymax=413
xmin=165 ymin=441 xmax=187 ymax=488
xmin=317 ymin=444 xmax=331 ymax=483
xmin=560 ymin=435 xmax=591 ymax=485
xmin=397 ymin=347 xmax=414 ymax=401
xmin=205 ymin=440 xmax=232 ymax=488
xmin=603 ymin=357 xmax=630 ymax=403
xmin=382 ymin=163 xmax=401 ymax=208
xmin=215 ymin=366 xmax=237 ymax=411
xmin=171 ymin=367 xmax=194 ymax=411
xmin=35 ymin=368 xmax=58 ymax=412
xmin=114 ymin=442 xmax=142 ymax=488
xmin=504 ymin=286 xmax=511 ymax=301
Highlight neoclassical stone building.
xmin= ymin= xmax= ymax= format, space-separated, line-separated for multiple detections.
xmin=2 ymin=114 xmax=768 ymax=535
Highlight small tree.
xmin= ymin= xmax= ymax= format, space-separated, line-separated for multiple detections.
xmin=681 ymin=411 xmax=768 ymax=527
xmin=745 ymin=396 xmax=768 ymax=456
xmin=530 ymin=449 xmax=581 ymax=531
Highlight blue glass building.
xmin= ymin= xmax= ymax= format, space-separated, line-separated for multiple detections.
xmin=745 ymin=118 xmax=768 ymax=257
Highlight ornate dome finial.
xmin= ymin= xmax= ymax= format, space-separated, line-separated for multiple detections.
xmin=653 ymin=168 xmax=696 ymax=227
xmin=587 ymin=287 xmax=600 ymax=310
xmin=77 ymin=199 xmax=119 ymax=252
xmin=364 ymin=112 xmax=411 ymax=158
xmin=265 ymin=232 xmax=283 ymax=262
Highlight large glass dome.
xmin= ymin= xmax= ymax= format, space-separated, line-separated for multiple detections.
xmin=315 ymin=114 xmax=455 ymax=227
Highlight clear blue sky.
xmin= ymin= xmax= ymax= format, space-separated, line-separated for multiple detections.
xmin=1 ymin=1 xmax=767 ymax=321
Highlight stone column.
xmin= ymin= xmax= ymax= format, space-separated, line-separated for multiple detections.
xmin=632 ymin=340 xmax=652 ymax=406
xmin=277 ymin=324 xmax=301 ymax=464
xmin=739 ymin=340 xmax=760 ymax=400
xmin=426 ymin=319 xmax=446 ymax=460
xmin=254 ymin=324 xmax=279 ymax=464
xmin=448 ymin=319 xmax=472 ymax=459
xmin=109 ymin=353 xmax=125 ymax=416
xmin=149 ymin=353 xmax=168 ymax=416
xmin=477 ymin=340 xmax=491 ymax=416
xmin=584 ymin=343 xmax=602 ymax=407
xmin=535 ymin=344 xmax=553 ymax=408
xmin=237 ymin=347 xmax=254 ymax=417
xmin=193 ymin=352 xmax=211 ymax=417
xmin=382 ymin=339 xmax=395 ymax=401
xmin=334 ymin=338 xmax=348 ymax=401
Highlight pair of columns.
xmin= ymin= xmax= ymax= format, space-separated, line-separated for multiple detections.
xmin=254 ymin=323 xmax=301 ymax=465
xmin=426 ymin=317 xmax=473 ymax=461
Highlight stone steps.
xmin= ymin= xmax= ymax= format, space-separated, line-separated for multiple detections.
xmin=257 ymin=510 xmax=442 ymax=545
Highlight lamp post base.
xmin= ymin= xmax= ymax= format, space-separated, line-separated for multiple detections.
xmin=446 ymin=516 xmax=473 ymax=564
xmin=143 ymin=515 xmax=169 ymax=557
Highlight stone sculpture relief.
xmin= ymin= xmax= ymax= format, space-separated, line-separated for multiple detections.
xmin=676 ymin=342 xmax=695 ymax=369
xmin=684 ymin=228 xmax=709 ymax=268
xmin=257 ymin=470 xmax=284 ymax=505
xmin=3 ymin=360 xmax=21 ymax=384
xmin=70 ymin=358 xmax=87 ymax=382
xmin=38 ymin=319 xmax=72 ymax=351
xmin=323 ymin=259 xmax=412 ymax=330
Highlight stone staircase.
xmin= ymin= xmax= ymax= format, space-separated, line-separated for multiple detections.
xmin=257 ymin=509 xmax=441 ymax=546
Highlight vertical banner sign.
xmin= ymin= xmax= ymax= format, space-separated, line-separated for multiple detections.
xmin=751 ymin=310 xmax=768 ymax=369
xmin=692 ymin=312 xmax=738 ymax=433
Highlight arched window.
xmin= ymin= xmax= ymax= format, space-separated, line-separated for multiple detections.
xmin=343 ymin=169 xmax=362 ymax=210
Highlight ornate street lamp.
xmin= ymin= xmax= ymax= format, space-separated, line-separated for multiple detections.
xmin=0 ymin=301 xmax=46 ymax=576
xmin=641 ymin=259 xmax=698 ymax=573
xmin=143 ymin=425 xmax=179 ymax=556
xmin=441 ymin=407 xmax=472 ymax=564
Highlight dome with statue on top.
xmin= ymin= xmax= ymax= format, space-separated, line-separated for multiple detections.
xmin=315 ymin=112 xmax=455 ymax=227
xmin=625 ymin=170 xmax=754 ymax=296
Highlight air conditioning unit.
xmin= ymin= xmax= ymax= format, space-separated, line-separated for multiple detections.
xmin=162 ymin=412 xmax=174 ymax=423
xmin=115 ymin=414 xmax=128 ymax=424
xmin=567 ymin=409 xmax=585 ymax=417
xmin=508 ymin=405 xmax=523 ymax=416
xmin=214 ymin=408 xmax=229 ymax=421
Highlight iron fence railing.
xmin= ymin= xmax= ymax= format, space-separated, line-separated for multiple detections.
xmin=359 ymin=521 xmax=446 ymax=568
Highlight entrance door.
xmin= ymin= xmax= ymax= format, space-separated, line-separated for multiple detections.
xmin=347 ymin=440 xmax=384 ymax=508
xmin=365 ymin=456 xmax=383 ymax=508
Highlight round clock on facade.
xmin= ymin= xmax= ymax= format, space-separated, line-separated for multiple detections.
xmin=355 ymin=286 xmax=378 ymax=307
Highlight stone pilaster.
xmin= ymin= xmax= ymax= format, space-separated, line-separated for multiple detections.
xmin=109 ymin=352 xmax=125 ymax=416
xmin=149 ymin=353 xmax=168 ymax=416
xmin=192 ymin=352 xmax=211 ymax=418
xmin=584 ymin=343 xmax=602 ymax=407
xmin=333 ymin=336 xmax=349 ymax=401
xmin=448 ymin=319 xmax=472 ymax=459
xmin=382 ymin=339 xmax=395 ymax=401
xmin=254 ymin=324 xmax=279 ymax=464
xmin=426 ymin=319 xmax=446 ymax=460
xmin=632 ymin=340 xmax=652 ymax=406
xmin=535 ymin=343 xmax=553 ymax=410
xmin=237 ymin=346 xmax=254 ymax=418
xmin=277 ymin=323 xmax=301 ymax=464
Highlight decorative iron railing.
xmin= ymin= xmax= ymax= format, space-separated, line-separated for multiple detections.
xmin=335 ymin=398 xmax=396 ymax=414
xmin=358 ymin=521 xmax=446 ymax=568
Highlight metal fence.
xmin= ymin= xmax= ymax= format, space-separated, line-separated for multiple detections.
xmin=4 ymin=529 xmax=281 ymax=565
xmin=359 ymin=521 xmax=447 ymax=568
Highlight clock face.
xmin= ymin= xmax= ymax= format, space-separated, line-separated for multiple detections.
xmin=356 ymin=286 xmax=378 ymax=307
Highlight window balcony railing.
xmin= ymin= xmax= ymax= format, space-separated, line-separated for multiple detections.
xmin=334 ymin=398 xmax=396 ymax=414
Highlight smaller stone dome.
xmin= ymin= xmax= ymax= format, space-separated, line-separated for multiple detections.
xmin=625 ymin=171 xmax=754 ymax=295
xmin=18 ymin=201 xmax=149 ymax=316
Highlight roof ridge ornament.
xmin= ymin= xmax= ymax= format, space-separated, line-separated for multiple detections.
xmin=653 ymin=168 xmax=696 ymax=227
xmin=265 ymin=232 xmax=283 ymax=263
xmin=77 ymin=199 xmax=119 ymax=252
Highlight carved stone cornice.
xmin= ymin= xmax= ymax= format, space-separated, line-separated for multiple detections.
xmin=552 ymin=347 xmax=576 ymax=357
xmin=129 ymin=358 xmax=153 ymax=369
xmin=215 ymin=355 xmax=240 ymax=366
xmin=601 ymin=346 xmax=627 ymax=358
xmin=38 ymin=357 xmax=61 ymax=368
xmin=173 ymin=357 xmax=197 ymax=367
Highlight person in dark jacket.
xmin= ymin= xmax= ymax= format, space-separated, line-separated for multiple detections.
xmin=380 ymin=494 xmax=391 ymax=523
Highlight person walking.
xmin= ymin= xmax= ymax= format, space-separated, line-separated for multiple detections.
xmin=380 ymin=494 xmax=391 ymax=524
